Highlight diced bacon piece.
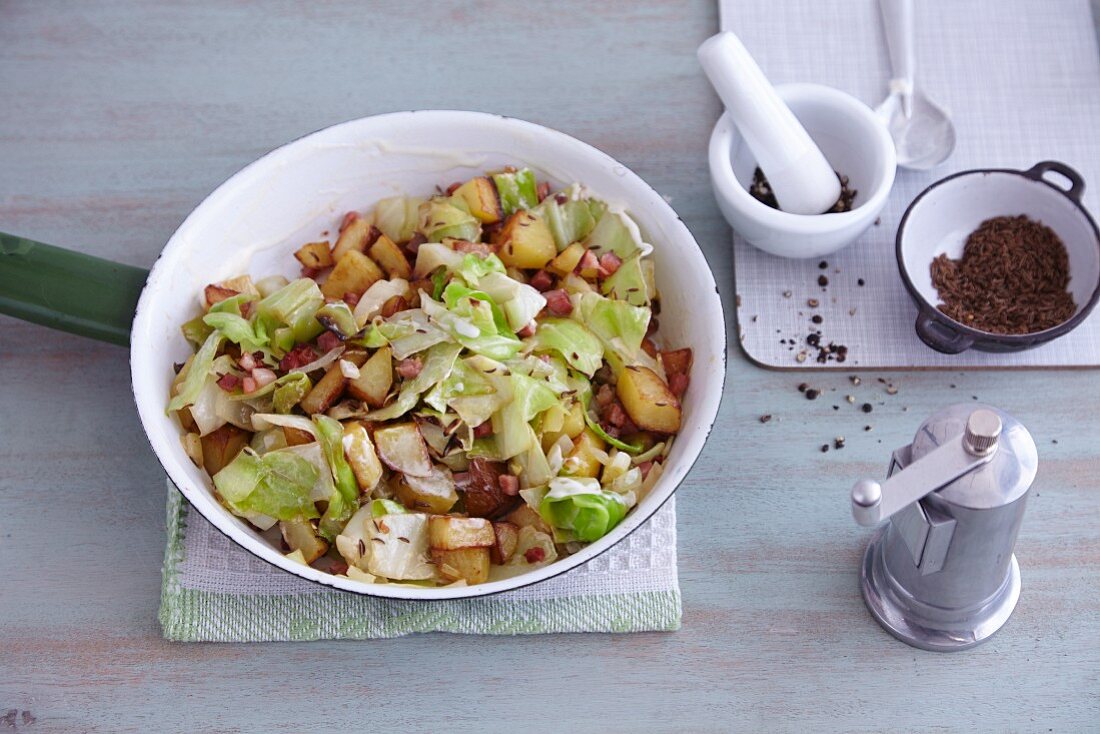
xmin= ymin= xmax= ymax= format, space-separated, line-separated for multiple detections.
xmin=301 ymin=266 xmax=321 ymax=279
xmin=240 ymin=301 xmax=254 ymax=319
xmin=498 ymin=474 xmax=520 ymax=496
xmin=343 ymin=291 xmax=361 ymax=307
xmin=595 ymin=383 xmax=615 ymax=408
xmin=525 ymin=546 xmax=546 ymax=563
xmin=279 ymin=344 xmax=318 ymax=372
xmin=536 ymin=181 xmax=551 ymax=202
xmin=544 ymin=289 xmax=573 ymax=316
xmin=575 ymin=249 xmax=598 ymax=273
xmin=452 ymin=239 xmax=494 ymax=256
xmin=473 ymin=421 xmax=493 ymax=439
xmin=251 ymin=368 xmax=277 ymax=389
xmin=238 ymin=352 xmax=257 ymax=371
xmin=605 ymin=401 xmax=628 ymax=428
xmin=517 ymin=322 xmax=536 ymax=338
xmin=216 ymin=373 xmax=241 ymax=392
xmin=396 ymin=356 xmax=423 ymax=379
xmin=638 ymin=460 xmax=654 ymax=478
xmin=598 ymin=251 xmax=622 ymax=277
xmin=669 ymin=372 xmax=690 ymax=398
xmin=405 ymin=232 xmax=427 ymax=256
xmin=242 ymin=376 xmax=257 ymax=394
xmin=620 ymin=415 xmax=639 ymax=435
xmin=453 ymin=471 xmax=472 ymax=488
xmin=529 ymin=269 xmax=554 ymax=292
xmin=316 ymin=331 xmax=342 ymax=352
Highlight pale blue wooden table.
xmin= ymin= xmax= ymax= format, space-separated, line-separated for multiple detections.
xmin=1 ymin=3 xmax=1098 ymax=732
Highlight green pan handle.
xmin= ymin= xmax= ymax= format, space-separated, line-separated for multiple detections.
xmin=0 ymin=231 xmax=149 ymax=347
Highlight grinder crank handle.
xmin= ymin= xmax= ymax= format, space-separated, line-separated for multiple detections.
xmin=851 ymin=409 xmax=1002 ymax=526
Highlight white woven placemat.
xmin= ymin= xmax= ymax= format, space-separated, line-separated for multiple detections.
xmin=721 ymin=0 xmax=1100 ymax=369
xmin=160 ymin=483 xmax=680 ymax=641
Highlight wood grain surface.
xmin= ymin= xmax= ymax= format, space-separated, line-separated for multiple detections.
xmin=1 ymin=2 xmax=1097 ymax=732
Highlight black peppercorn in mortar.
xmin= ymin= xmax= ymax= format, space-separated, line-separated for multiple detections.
xmin=749 ymin=168 xmax=857 ymax=213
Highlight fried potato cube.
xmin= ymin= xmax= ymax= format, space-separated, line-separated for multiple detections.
xmin=561 ymin=428 xmax=606 ymax=478
xmin=299 ymin=363 xmax=348 ymax=415
xmin=282 ymin=425 xmax=315 ymax=447
xmin=201 ymin=424 xmax=251 ymax=476
xmin=616 ymin=365 xmax=682 ymax=434
xmin=332 ymin=215 xmax=376 ymax=261
xmin=454 ymin=176 xmax=503 ymax=224
xmin=294 ymin=241 xmax=334 ymax=270
xmin=429 ymin=516 xmax=495 ymax=550
xmin=497 ymin=211 xmax=556 ymax=270
xmin=347 ymin=346 xmax=393 ymax=408
xmin=396 ymin=465 xmax=458 ymax=514
xmin=320 ymin=250 xmax=384 ymax=300
xmin=343 ymin=421 xmax=384 ymax=493
xmin=373 ymin=422 xmax=432 ymax=477
xmin=548 ymin=242 xmax=586 ymax=277
xmin=368 ymin=233 xmax=412 ymax=279
xmin=431 ymin=547 xmax=491 ymax=585
xmin=279 ymin=518 xmax=329 ymax=564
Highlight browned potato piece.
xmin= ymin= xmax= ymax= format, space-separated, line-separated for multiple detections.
xmin=347 ymin=346 xmax=393 ymax=408
xmin=298 ymin=350 xmax=368 ymax=415
xmin=496 ymin=211 xmax=556 ymax=269
xmin=203 ymin=284 xmax=239 ymax=310
xmin=279 ymin=518 xmax=329 ymax=564
xmin=503 ymin=503 xmax=553 ymax=535
xmin=332 ymin=216 xmax=376 ymax=261
xmin=548 ymin=242 xmax=586 ymax=277
xmin=490 ymin=521 xmax=520 ymax=565
xmin=431 ymin=547 xmax=491 ymax=585
xmin=454 ymin=177 xmax=503 ymax=224
xmin=299 ymin=363 xmax=347 ymax=415
xmin=320 ymin=250 xmax=384 ymax=300
xmin=201 ymin=424 xmax=251 ymax=476
xmin=373 ymin=422 xmax=432 ymax=477
xmin=428 ymin=515 xmax=495 ymax=550
xmin=368 ymin=233 xmax=412 ymax=279
xmin=294 ymin=241 xmax=334 ymax=270
xmin=177 ymin=405 xmax=198 ymax=432
xmin=282 ymin=425 xmax=315 ymax=447
xmin=181 ymin=432 xmax=203 ymax=468
xmin=616 ymin=365 xmax=682 ymax=434
xmin=560 ymin=428 xmax=606 ymax=478
xmin=396 ymin=465 xmax=458 ymax=513
xmin=660 ymin=348 xmax=694 ymax=376
xmin=342 ymin=421 xmax=384 ymax=493
xmin=219 ymin=274 xmax=259 ymax=297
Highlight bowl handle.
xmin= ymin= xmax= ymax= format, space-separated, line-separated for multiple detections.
xmin=915 ymin=308 xmax=974 ymax=354
xmin=0 ymin=231 xmax=148 ymax=346
xmin=1024 ymin=161 xmax=1085 ymax=202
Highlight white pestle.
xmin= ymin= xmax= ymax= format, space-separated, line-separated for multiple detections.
xmin=698 ymin=32 xmax=841 ymax=215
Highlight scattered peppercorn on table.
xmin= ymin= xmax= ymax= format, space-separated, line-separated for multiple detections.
xmin=1 ymin=1 xmax=1098 ymax=731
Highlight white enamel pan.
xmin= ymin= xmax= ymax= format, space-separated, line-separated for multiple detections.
xmin=0 ymin=111 xmax=727 ymax=600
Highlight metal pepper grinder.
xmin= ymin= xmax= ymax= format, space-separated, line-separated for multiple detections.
xmin=850 ymin=403 xmax=1037 ymax=651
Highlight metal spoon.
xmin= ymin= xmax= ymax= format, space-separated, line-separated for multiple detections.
xmin=876 ymin=0 xmax=956 ymax=170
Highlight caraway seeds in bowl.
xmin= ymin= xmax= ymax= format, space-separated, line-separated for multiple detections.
xmin=931 ymin=215 xmax=1076 ymax=334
